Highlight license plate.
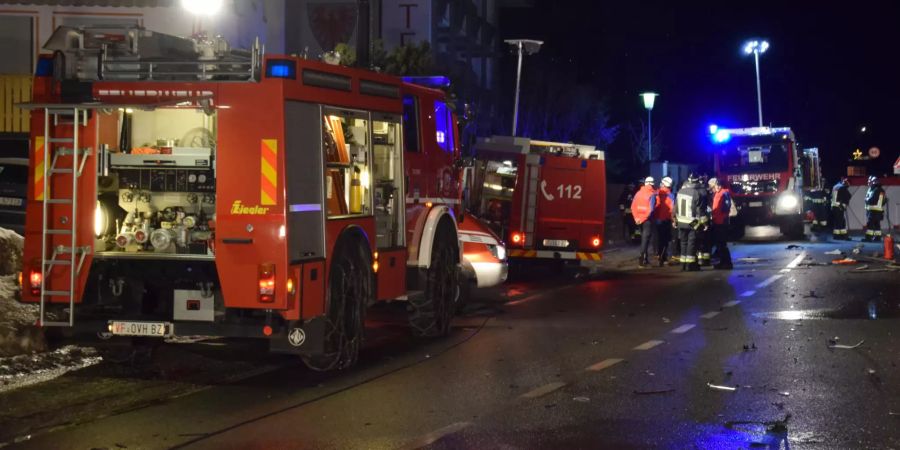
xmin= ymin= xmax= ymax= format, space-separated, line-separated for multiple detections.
xmin=542 ymin=239 xmax=569 ymax=248
xmin=109 ymin=321 xmax=171 ymax=337
xmin=0 ymin=196 xmax=23 ymax=207
xmin=748 ymin=201 xmax=763 ymax=207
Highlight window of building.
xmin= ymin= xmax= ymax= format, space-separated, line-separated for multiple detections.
xmin=402 ymin=95 xmax=420 ymax=153
xmin=322 ymin=108 xmax=371 ymax=217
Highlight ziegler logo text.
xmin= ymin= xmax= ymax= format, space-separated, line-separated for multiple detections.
xmin=230 ymin=201 xmax=270 ymax=215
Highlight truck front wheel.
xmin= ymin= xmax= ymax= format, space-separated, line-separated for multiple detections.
xmin=409 ymin=218 xmax=459 ymax=338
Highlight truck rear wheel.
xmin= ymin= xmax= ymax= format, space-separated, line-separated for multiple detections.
xmin=409 ymin=218 xmax=459 ymax=338
xmin=302 ymin=242 xmax=369 ymax=371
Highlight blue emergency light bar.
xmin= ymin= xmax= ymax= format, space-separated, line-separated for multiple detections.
xmin=709 ymin=125 xmax=794 ymax=143
xmin=266 ymin=59 xmax=296 ymax=79
xmin=401 ymin=76 xmax=451 ymax=88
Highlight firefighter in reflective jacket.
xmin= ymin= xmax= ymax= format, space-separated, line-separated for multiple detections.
xmin=696 ymin=176 xmax=712 ymax=266
xmin=631 ymin=176 xmax=658 ymax=267
xmin=808 ymin=187 xmax=829 ymax=231
xmin=709 ymin=178 xmax=733 ymax=269
xmin=864 ymin=175 xmax=887 ymax=241
xmin=830 ymin=177 xmax=851 ymax=240
xmin=618 ymin=183 xmax=639 ymax=243
xmin=675 ymin=174 xmax=708 ymax=271
xmin=656 ymin=177 xmax=675 ymax=267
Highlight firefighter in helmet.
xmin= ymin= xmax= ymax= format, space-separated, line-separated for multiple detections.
xmin=808 ymin=183 xmax=829 ymax=231
xmin=696 ymin=174 xmax=712 ymax=266
xmin=631 ymin=176 xmax=658 ymax=267
xmin=675 ymin=174 xmax=708 ymax=271
xmin=830 ymin=176 xmax=851 ymax=240
xmin=863 ymin=175 xmax=887 ymax=241
xmin=655 ymin=176 xmax=675 ymax=267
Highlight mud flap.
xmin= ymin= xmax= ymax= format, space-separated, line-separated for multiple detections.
xmin=269 ymin=316 xmax=327 ymax=356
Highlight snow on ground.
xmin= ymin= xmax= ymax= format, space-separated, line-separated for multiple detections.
xmin=0 ymin=345 xmax=101 ymax=393
xmin=0 ymin=228 xmax=44 ymax=358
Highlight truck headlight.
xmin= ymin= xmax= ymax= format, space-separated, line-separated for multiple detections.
xmin=776 ymin=193 xmax=799 ymax=212
xmin=94 ymin=201 xmax=108 ymax=237
xmin=488 ymin=244 xmax=507 ymax=261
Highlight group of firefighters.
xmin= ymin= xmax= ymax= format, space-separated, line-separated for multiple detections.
xmin=816 ymin=175 xmax=889 ymax=242
xmin=624 ymin=174 xmax=733 ymax=271
xmin=619 ymin=174 xmax=890 ymax=267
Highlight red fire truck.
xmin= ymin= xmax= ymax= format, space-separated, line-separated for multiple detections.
xmin=470 ymin=136 xmax=606 ymax=270
xmin=19 ymin=26 xmax=468 ymax=370
xmin=710 ymin=126 xmax=820 ymax=239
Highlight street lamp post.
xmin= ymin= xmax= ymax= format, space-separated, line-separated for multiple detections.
xmin=640 ymin=92 xmax=658 ymax=163
xmin=504 ymin=39 xmax=543 ymax=136
xmin=743 ymin=40 xmax=769 ymax=127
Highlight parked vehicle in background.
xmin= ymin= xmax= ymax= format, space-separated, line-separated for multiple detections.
xmin=470 ymin=136 xmax=606 ymax=272
xmin=0 ymin=134 xmax=29 ymax=234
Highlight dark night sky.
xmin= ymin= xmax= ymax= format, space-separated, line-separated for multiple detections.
xmin=498 ymin=0 xmax=900 ymax=180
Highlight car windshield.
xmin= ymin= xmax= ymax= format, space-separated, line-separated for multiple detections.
xmin=718 ymin=142 xmax=789 ymax=173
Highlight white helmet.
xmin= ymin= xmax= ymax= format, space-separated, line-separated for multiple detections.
xmin=644 ymin=176 xmax=655 ymax=185
xmin=661 ymin=176 xmax=673 ymax=188
xmin=708 ymin=177 xmax=719 ymax=187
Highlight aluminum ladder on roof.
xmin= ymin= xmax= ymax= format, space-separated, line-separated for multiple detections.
xmin=39 ymin=107 xmax=91 ymax=327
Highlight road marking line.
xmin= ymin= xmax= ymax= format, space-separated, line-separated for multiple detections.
xmin=633 ymin=340 xmax=665 ymax=350
xmin=521 ymin=381 xmax=567 ymax=399
xmin=723 ymin=300 xmax=741 ymax=307
xmin=399 ymin=422 xmax=473 ymax=450
xmin=785 ymin=252 xmax=806 ymax=269
xmin=756 ymin=274 xmax=783 ymax=289
xmin=586 ymin=358 xmax=624 ymax=372
xmin=741 ymin=290 xmax=756 ymax=297
xmin=700 ymin=311 xmax=721 ymax=319
xmin=671 ymin=324 xmax=696 ymax=334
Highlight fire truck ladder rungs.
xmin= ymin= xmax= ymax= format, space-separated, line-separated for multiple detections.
xmin=40 ymin=107 xmax=91 ymax=327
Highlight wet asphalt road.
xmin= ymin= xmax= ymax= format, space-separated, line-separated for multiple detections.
xmin=6 ymin=238 xmax=900 ymax=449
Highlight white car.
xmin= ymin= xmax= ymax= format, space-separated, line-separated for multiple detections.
xmin=458 ymin=215 xmax=508 ymax=289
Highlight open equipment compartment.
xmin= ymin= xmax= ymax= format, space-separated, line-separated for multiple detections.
xmin=95 ymin=106 xmax=217 ymax=258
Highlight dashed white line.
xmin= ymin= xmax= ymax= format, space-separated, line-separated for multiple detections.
xmin=700 ymin=311 xmax=721 ymax=319
xmin=671 ymin=324 xmax=696 ymax=334
xmin=520 ymin=381 xmax=567 ymax=399
xmin=756 ymin=274 xmax=783 ymax=289
xmin=741 ymin=290 xmax=756 ymax=297
xmin=785 ymin=252 xmax=807 ymax=269
xmin=633 ymin=340 xmax=665 ymax=350
xmin=723 ymin=300 xmax=741 ymax=307
xmin=586 ymin=358 xmax=624 ymax=372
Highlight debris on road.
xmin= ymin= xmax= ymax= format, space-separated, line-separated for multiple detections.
xmin=802 ymin=290 xmax=823 ymax=299
xmin=824 ymin=249 xmax=843 ymax=255
xmin=736 ymin=258 xmax=762 ymax=263
xmin=828 ymin=339 xmax=865 ymax=349
xmin=785 ymin=244 xmax=803 ymax=250
xmin=633 ymin=388 xmax=675 ymax=395
xmin=832 ymin=258 xmax=858 ymax=265
xmin=778 ymin=391 xmax=790 ymax=397
xmin=572 ymin=396 xmax=590 ymax=403
xmin=707 ymin=382 xmax=737 ymax=392
xmin=742 ymin=343 xmax=758 ymax=351
xmin=662 ymin=317 xmax=671 ymax=323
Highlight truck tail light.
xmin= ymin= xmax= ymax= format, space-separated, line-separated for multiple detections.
xmin=591 ymin=236 xmax=602 ymax=248
xmin=29 ymin=269 xmax=42 ymax=296
xmin=258 ymin=264 xmax=275 ymax=303
xmin=511 ymin=232 xmax=524 ymax=246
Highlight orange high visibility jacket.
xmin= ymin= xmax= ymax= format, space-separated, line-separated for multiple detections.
xmin=712 ymin=188 xmax=732 ymax=225
xmin=655 ymin=187 xmax=673 ymax=221
xmin=631 ymin=185 xmax=657 ymax=225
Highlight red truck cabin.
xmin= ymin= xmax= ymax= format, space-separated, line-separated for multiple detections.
xmin=471 ymin=136 xmax=606 ymax=266
xmin=19 ymin=26 xmax=462 ymax=367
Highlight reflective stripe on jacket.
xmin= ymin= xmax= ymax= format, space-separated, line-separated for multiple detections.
xmin=865 ymin=186 xmax=886 ymax=212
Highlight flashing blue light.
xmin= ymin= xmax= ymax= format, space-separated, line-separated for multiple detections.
xmin=266 ymin=59 xmax=296 ymax=79
xmin=708 ymin=124 xmax=718 ymax=135
xmin=35 ymin=57 xmax=53 ymax=77
xmin=713 ymin=130 xmax=731 ymax=143
xmin=402 ymin=76 xmax=451 ymax=88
